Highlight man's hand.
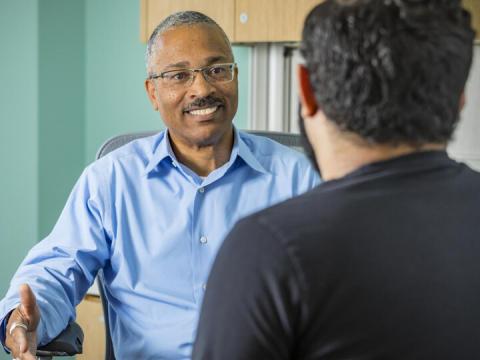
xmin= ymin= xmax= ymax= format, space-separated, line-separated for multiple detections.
xmin=5 ymin=284 xmax=40 ymax=360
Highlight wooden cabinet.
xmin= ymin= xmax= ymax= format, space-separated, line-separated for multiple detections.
xmin=235 ymin=0 xmax=319 ymax=42
xmin=76 ymin=295 xmax=105 ymax=360
xmin=140 ymin=0 xmax=235 ymax=42
xmin=463 ymin=0 xmax=480 ymax=40
xmin=139 ymin=0 xmax=320 ymax=43
xmin=141 ymin=0 xmax=479 ymax=43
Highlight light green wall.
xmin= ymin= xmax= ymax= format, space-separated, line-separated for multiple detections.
xmin=232 ymin=46 xmax=250 ymax=130
xmin=85 ymin=0 xmax=250 ymax=162
xmin=84 ymin=0 xmax=160 ymax=163
xmin=38 ymin=0 xmax=86 ymax=238
xmin=0 ymin=0 xmax=39 ymax=308
xmin=1 ymin=1 xmax=84 ymax=358
xmin=0 ymin=4 xmax=38 ymax=360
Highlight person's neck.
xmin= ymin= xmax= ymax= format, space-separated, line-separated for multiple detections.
xmin=168 ymin=129 xmax=234 ymax=177
xmin=317 ymin=128 xmax=446 ymax=181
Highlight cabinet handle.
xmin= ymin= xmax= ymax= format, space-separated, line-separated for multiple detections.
xmin=239 ymin=12 xmax=248 ymax=24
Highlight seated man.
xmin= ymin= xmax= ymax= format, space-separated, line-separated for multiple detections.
xmin=0 ymin=11 xmax=319 ymax=359
xmin=193 ymin=1 xmax=480 ymax=359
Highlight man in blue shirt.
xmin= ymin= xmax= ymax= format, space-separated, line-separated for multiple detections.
xmin=0 ymin=11 xmax=319 ymax=360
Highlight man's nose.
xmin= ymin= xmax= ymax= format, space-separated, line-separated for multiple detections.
xmin=189 ymin=71 xmax=216 ymax=97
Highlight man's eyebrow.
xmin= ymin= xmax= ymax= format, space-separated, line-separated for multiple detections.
xmin=162 ymin=56 xmax=230 ymax=72
xmin=163 ymin=61 xmax=190 ymax=71
xmin=205 ymin=55 xmax=229 ymax=64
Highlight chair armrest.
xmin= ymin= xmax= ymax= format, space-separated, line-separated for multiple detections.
xmin=36 ymin=321 xmax=84 ymax=357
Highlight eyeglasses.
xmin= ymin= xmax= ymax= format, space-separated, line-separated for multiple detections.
xmin=148 ymin=63 xmax=237 ymax=88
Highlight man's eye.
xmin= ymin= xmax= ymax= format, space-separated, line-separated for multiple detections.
xmin=210 ymin=66 xmax=226 ymax=75
xmin=168 ymin=71 xmax=190 ymax=81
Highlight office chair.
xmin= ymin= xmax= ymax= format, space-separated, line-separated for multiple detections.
xmin=35 ymin=321 xmax=84 ymax=359
xmin=95 ymin=129 xmax=304 ymax=360
xmin=96 ymin=130 xmax=304 ymax=159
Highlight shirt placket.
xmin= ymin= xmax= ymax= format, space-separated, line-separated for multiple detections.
xmin=191 ymin=182 xmax=209 ymax=303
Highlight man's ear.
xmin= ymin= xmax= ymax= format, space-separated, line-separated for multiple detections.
xmin=145 ymin=79 xmax=159 ymax=111
xmin=297 ymin=64 xmax=318 ymax=117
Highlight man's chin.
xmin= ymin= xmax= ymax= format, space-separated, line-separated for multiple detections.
xmin=185 ymin=123 xmax=233 ymax=148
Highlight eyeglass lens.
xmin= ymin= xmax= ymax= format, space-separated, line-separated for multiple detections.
xmin=160 ymin=64 xmax=235 ymax=87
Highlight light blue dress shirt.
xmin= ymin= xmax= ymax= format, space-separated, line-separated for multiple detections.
xmin=0 ymin=128 xmax=319 ymax=359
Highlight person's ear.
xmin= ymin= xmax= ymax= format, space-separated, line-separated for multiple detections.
xmin=297 ymin=64 xmax=318 ymax=117
xmin=459 ymin=91 xmax=466 ymax=112
xmin=145 ymin=79 xmax=159 ymax=111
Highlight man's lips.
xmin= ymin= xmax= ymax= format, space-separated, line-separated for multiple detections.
xmin=184 ymin=105 xmax=222 ymax=116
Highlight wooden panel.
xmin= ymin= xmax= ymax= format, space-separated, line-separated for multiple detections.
xmin=140 ymin=0 xmax=235 ymax=43
xmin=141 ymin=1 xmax=478 ymax=44
xmin=293 ymin=0 xmax=323 ymax=42
xmin=76 ymin=295 xmax=105 ymax=360
xmin=235 ymin=0 xmax=322 ymax=43
xmin=291 ymin=1 xmax=480 ymax=44
xmin=235 ymin=0 xmax=277 ymax=42
xmin=463 ymin=0 xmax=480 ymax=40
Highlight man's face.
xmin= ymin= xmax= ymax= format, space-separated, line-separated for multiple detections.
xmin=145 ymin=24 xmax=238 ymax=147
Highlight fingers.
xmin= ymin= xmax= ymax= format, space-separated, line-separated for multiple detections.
xmin=16 ymin=348 xmax=37 ymax=360
xmin=7 ymin=324 xmax=37 ymax=360
xmin=7 ymin=323 xmax=35 ymax=359
xmin=4 ymin=284 xmax=40 ymax=359
xmin=17 ymin=284 xmax=40 ymax=330
xmin=5 ymin=312 xmax=27 ymax=353
xmin=13 ymin=325 xmax=28 ymax=353
xmin=11 ymin=350 xmax=36 ymax=360
xmin=19 ymin=284 xmax=36 ymax=321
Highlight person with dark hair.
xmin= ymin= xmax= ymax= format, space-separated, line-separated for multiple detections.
xmin=0 ymin=11 xmax=318 ymax=359
xmin=193 ymin=1 xmax=480 ymax=359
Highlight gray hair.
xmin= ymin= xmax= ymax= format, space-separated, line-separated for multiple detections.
xmin=145 ymin=11 xmax=233 ymax=75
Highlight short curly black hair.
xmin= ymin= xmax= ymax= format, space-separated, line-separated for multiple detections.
xmin=301 ymin=0 xmax=475 ymax=146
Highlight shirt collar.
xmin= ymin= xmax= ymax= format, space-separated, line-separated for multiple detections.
xmin=236 ymin=130 xmax=268 ymax=174
xmin=144 ymin=130 xmax=175 ymax=175
xmin=144 ymin=127 xmax=268 ymax=176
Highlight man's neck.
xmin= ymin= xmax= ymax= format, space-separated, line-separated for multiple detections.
xmin=317 ymin=128 xmax=446 ymax=181
xmin=168 ymin=129 xmax=234 ymax=177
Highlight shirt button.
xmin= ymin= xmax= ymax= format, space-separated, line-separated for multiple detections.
xmin=171 ymin=161 xmax=177 ymax=168
xmin=202 ymin=284 xmax=207 ymax=291
xmin=200 ymin=236 xmax=208 ymax=244
xmin=198 ymin=187 xmax=205 ymax=193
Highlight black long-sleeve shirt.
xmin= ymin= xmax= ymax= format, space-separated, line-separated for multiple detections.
xmin=193 ymin=151 xmax=480 ymax=360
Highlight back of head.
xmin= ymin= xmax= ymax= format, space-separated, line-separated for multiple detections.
xmin=301 ymin=0 xmax=475 ymax=146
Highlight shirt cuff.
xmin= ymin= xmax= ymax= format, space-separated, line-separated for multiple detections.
xmin=1 ymin=310 xmax=13 ymax=354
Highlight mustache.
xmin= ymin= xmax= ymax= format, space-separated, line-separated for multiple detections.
xmin=184 ymin=96 xmax=224 ymax=112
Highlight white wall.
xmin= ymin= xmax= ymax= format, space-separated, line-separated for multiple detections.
xmin=448 ymin=45 xmax=480 ymax=171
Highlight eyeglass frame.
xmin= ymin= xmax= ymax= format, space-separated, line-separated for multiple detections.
xmin=147 ymin=62 xmax=237 ymax=87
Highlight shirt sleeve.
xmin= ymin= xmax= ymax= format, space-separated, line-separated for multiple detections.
xmin=0 ymin=310 xmax=13 ymax=353
xmin=0 ymin=163 xmax=112 ymax=347
xmin=192 ymin=215 xmax=305 ymax=360
xmin=295 ymin=155 xmax=321 ymax=196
